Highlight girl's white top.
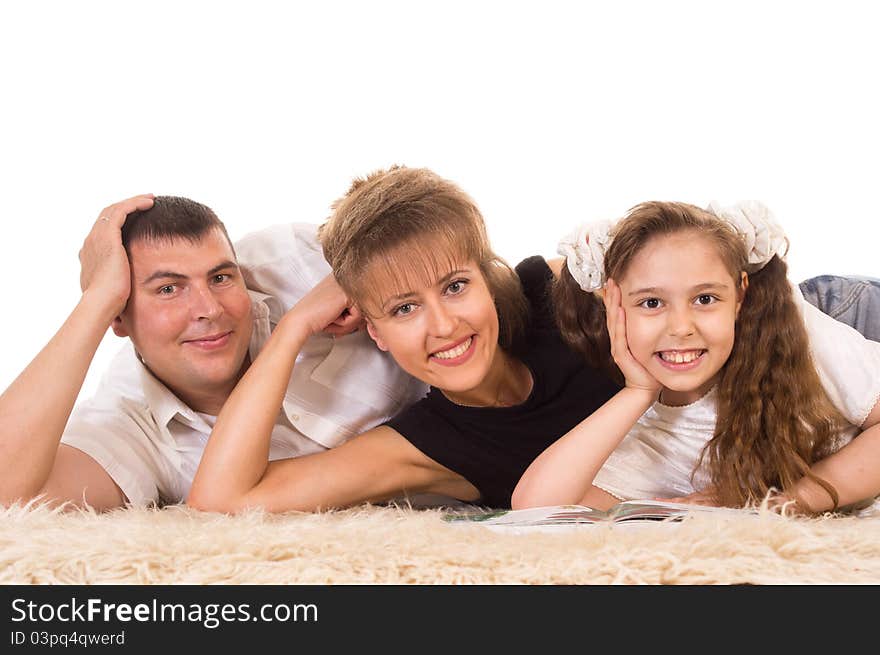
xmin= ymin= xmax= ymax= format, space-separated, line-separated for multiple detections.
xmin=592 ymin=282 xmax=880 ymax=509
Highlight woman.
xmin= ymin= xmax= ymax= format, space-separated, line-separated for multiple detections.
xmin=187 ymin=166 xmax=620 ymax=512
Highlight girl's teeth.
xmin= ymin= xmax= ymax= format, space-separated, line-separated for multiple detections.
xmin=661 ymin=350 xmax=701 ymax=364
xmin=433 ymin=337 xmax=472 ymax=359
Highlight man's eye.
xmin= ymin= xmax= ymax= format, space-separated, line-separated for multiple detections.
xmin=213 ymin=274 xmax=230 ymax=284
xmin=159 ymin=285 xmax=176 ymax=295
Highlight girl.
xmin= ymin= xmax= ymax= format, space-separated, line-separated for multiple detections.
xmin=512 ymin=201 xmax=880 ymax=514
xmin=187 ymin=166 xmax=619 ymax=512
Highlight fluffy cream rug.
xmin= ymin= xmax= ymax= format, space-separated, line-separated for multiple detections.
xmin=2 ymin=502 xmax=879 ymax=584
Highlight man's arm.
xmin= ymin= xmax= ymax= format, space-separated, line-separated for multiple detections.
xmin=0 ymin=194 xmax=153 ymax=507
xmin=34 ymin=445 xmax=126 ymax=510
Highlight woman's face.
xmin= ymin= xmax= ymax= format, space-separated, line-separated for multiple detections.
xmin=616 ymin=231 xmax=746 ymax=406
xmin=363 ymin=256 xmax=501 ymax=398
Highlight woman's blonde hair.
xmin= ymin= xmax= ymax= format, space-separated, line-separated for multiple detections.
xmin=319 ymin=165 xmax=528 ymax=349
xmin=554 ymin=201 xmax=846 ymax=508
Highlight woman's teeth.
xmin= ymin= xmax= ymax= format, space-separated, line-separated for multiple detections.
xmin=433 ymin=337 xmax=472 ymax=359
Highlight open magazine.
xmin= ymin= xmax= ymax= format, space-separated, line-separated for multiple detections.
xmin=444 ymin=500 xmax=752 ymax=528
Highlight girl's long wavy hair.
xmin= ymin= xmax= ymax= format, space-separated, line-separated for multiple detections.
xmin=553 ymin=201 xmax=845 ymax=508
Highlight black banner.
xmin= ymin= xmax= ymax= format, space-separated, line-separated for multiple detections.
xmin=1 ymin=585 xmax=874 ymax=649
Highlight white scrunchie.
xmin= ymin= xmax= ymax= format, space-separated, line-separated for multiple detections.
xmin=558 ymin=200 xmax=789 ymax=292
xmin=557 ymin=219 xmax=614 ymax=291
xmin=705 ymin=200 xmax=789 ymax=272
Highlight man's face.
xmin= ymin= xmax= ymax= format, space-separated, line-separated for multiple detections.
xmin=113 ymin=228 xmax=253 ymax=410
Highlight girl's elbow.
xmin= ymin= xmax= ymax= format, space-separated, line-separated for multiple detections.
xmin=186 ymin=489 xmax=243 ymax=514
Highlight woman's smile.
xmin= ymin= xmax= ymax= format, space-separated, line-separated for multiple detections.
xmin=430 ymin=335 xmax=477 ymax=366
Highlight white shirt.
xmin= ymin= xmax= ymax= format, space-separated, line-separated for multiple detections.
xmin=60 ymin=223 xmax=428 ymax=506
xmin=592 ymin=282 xmax=880 ymax=503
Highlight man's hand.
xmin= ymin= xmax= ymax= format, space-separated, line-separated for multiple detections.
xmin=0 ymin=193 xmax=152 ymax=508
xmin=78 ymin=194 xmax=154 ymax=315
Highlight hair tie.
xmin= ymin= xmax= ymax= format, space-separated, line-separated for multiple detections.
xmin=705 ymin=200 xmax=789 ymax=272
xmin=559 ymin=201 xmax=788 ymax=292
xmin=557 ymin=219 xmax=613 ymax=292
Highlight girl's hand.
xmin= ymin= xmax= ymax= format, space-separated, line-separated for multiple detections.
xmin=604 ymin=278 xmax=661 ymax=394
xmin=655 ymin=487 xmax=721 ymax=507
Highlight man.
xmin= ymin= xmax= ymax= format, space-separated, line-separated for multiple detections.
xmin=0 ymin=194 xmax=426 ymax=510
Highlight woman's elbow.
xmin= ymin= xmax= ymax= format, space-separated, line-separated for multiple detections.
xmin=511 ymin=480 xmax=539 ymax=510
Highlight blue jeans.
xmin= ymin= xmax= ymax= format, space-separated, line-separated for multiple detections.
xmin=799 ymin=275 xmax=880 ymax=342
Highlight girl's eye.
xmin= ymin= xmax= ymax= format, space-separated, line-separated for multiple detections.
xmin=639 ymin=298 xmax=662 ymax=309
xmin=446 ymin=279 xmax=467 ymax=295
xmin=695 ymin=294 xmax=717 ymax=306
xmin=393 ymin=303 xmax=415 ymax=317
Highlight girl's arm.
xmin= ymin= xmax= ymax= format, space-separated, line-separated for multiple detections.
xmin=511 ymin=386 xmax=657 ymax=508
xmin=187 ymin=275 xmax=477 ymax=513
xmin=785 ymin=398 xmax=880 ymax=513
xmin=511 ymin=279 xmax=660 ymax=509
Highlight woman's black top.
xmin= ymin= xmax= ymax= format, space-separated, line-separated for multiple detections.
xmin=386 ymin=256 xmax=620 ymax=508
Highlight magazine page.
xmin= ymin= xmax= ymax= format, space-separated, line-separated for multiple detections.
xmin=608 ymin=500 xmax=753 ymax=522
xmin=444 ymin=505 xmax=609 ymax=526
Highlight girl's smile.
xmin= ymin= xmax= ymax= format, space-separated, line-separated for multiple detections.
xmin=618 ymin=231 xmax=746 ymax=406
xmin=655 ymin=348 xmax=707 ymax=370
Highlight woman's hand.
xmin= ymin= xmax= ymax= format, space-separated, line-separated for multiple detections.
xmin=281 ymin=274 xmax=362 ymax=340
xmin=604 ymin=278 xmax=661 ymax=394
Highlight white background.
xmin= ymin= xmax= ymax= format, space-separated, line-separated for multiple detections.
xmin=1 ymin=1 xmax=878 ymax=403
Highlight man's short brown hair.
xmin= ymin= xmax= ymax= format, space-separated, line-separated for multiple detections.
xmin=121 ymin=195 xmax=235 ymax=255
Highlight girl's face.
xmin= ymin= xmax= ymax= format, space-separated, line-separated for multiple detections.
xmin=363 ymin=255 xmax=501 ymax=401
xmin=616 ymin=231 xmax=746 ymax=406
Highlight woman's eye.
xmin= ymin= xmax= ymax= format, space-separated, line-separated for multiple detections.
xmin=446 ymin=279 xmax=467 ymax=294
xmin=393 ymin=303 xmax=415 ymax=317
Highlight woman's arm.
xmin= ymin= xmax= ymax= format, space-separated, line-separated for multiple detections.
xmin=512 ymin=279 xmax=659 ymax=508
xmin=187 ymin=274 xmax=477 ymax=513
xmin=188 ymin=424 xmax=477 ymax=513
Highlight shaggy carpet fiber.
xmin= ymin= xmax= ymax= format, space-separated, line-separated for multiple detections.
xmin=2 ymin=502 xmax=879 ymax=585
